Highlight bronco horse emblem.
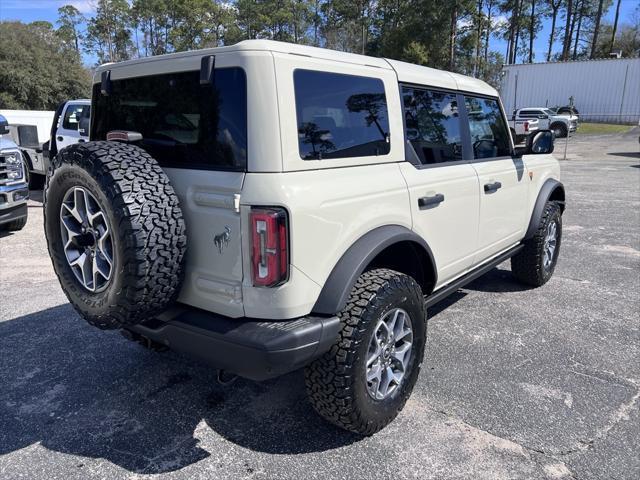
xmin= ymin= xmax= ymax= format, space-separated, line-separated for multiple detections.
xmin=214 ymin=226 xmax=231 ymax=254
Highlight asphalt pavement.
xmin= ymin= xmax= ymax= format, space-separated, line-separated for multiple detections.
xmin=1 ymin=131 xmax=638 ymax=479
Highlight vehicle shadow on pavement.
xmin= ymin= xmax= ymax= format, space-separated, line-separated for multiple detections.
xmin=463 ymin=267 xmax=532 ymax=293
xmin=606 ymin=152 xmax=640 ymax=159
xmin=0 ymin=304 xmax=360 ymax=474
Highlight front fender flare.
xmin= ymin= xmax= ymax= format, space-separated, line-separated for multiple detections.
xmin=311 ymin=225 xmax=436 ymax=315
xmin=525 ymin=179 xmax=565 ymax=240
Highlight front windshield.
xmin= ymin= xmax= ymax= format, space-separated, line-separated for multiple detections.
xmin=543 ymin=109 xmax=554 ymax=115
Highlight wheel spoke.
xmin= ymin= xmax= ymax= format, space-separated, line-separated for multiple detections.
xmin=378 ymin=366 xmax=395 ymax=398
xmin=392 ymin=342 xmax=412 ymax=368
xmin=367 ymin=361 xmax=382 ymax=383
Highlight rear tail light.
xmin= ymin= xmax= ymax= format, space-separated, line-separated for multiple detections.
xmin=250 ymin=207 xmax=289 ymax=287
xmin=524 ymin=121 xmax=529 ymax=132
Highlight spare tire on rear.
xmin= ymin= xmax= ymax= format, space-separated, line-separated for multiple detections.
xmin=44 ymin=141 xmax=187 ymax=329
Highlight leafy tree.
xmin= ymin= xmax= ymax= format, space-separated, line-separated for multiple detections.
xmin=84 ymin=0 xmax=133 ymax=63
xmin=0 ymin=22 xmax=91 ymax=109
xmin=57 ymin=5 xmax=85 ymax=56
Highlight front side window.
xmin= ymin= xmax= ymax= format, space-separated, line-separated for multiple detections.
xmin=464 ymin=96 xmax=511 ymax=160
xmin=63 ymin=104 xmax=89 ymax=130
xmin=93 ymin=67 xmax=247 ymax=170
xmin=402 ymin=87 xmax=462 ymax=165
xmin=294 ymin=70 xmax=390 ymax=160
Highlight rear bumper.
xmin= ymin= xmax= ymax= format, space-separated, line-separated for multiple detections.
xmin=127 ymin=305 xmax=341 ymax=381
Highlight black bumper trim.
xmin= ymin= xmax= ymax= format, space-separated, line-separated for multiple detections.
xmin=0 ymin=202 xmax=28 ymax=226
xmin=127 ymin=305 xmax=341 ymax=381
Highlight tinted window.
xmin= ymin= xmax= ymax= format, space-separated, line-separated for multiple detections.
xmin=464 ymin=96 xmax=511 ymax=159
xmin=63 ymin=103 xmax=89 ymax=130
xmin=294 ymin=70 xmax=390 ymax=160
xmin=93 ymin=68 xmax=247 ymax=170
xmin=402 ymin=87 xmax=462 ymax=165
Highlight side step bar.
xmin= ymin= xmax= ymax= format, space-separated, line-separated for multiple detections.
xmin=425 ymin=244 xmax=524 ymax=308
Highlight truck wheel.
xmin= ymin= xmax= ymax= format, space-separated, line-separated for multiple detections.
xmin=511 ymin=201 xmax=562 ymax=287
xmin=44 ymin=141 xmax=187 ymax=330
xmin=305 ymin=269 xmax=426 ymax=435
xmin=551 ymin=123 xmax=567 ymax=138
xmin=2 ymin=216 xmax=27 ymax=231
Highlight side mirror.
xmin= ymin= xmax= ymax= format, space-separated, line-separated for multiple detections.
xmin=0 ymin=115 xmax=9 ymax=135
xmin=514 ymin=130 xmax=554 ymax=156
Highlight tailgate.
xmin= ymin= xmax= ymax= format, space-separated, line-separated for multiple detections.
xmin=165 ymin=168 xmax=246 ymax=318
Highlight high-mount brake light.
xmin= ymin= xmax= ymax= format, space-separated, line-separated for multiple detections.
xmin=250 ymin=207 xmax=289 ymax=287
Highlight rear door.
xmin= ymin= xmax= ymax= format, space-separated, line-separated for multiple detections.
xmin=92 ymin=63 xmax=249 ymax=317
xmin=398 ymin=86 xmax=480 ymax=286
xmin=464 ymin=95 xmax=529 ymax=263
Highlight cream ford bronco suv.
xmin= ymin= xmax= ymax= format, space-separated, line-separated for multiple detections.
xmin=44 ymin=40 xmax=564 ymax=435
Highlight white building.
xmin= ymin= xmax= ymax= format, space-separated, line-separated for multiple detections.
xmin=499 ymin=58 xmax=640 ymax=124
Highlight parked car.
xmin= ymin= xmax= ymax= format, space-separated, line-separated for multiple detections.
xmin=554 ymin=105 xmax=579 ymax=118
xmin=0 ymin=115 xmax=29 ymax=231
xmin=507 ymin=114 xmax=539 ymax=144
xmin=43 ymin=40 xmax=564 ymax=435
xmin=513 ymin=108 xmax=578 ymax=138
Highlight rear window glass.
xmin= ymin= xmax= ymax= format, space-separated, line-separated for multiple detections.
xmin=294 ymin=70 xmax=390 ymax=160
xmin=92 ymin=68 xmax=247 ymax=171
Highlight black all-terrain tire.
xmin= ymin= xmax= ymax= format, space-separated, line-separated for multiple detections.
xmin=305 ymin=269 xmax=427 ymax=435
xmin=511 ymin=201 xmax=562 ymax=287
xmin=44 ymin=141 xmax=187 ymax=329
xmin=551 ymin=123 xmax=568 ymax=138
xmin=2 ymin=215 xmax=27 ymax=231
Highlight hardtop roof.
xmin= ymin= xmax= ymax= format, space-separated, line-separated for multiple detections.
xmin=94 ymin=39 xmax=497 ymax=97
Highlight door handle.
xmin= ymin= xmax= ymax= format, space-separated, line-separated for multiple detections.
xmin=418 ymin=193 xmax=445 ymax=209
xmin=56 ymin=136 xmax=63 ymax=141
xmin=484 ymin=181 xmax=502 ymax=193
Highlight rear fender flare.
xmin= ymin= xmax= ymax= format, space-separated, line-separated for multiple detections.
xmin=312 ymin=225 xmax=436 ymax=315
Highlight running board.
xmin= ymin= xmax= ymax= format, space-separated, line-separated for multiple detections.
xmin=425 ymin=244 xmax=524 ymax=308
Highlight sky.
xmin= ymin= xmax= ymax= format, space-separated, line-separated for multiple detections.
xmin=1 ymin=0 xmax=638 ymax=67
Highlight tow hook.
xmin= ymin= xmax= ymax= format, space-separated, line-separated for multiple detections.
xmin=217 ymin=370 xmax=238 ymax=386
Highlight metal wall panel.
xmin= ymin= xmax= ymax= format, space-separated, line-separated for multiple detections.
xmin=499 ymin=58 xmax=640 ymax=124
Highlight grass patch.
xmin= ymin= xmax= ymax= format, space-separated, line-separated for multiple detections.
xmin=576 ymin=123 xmax=633 ymax=135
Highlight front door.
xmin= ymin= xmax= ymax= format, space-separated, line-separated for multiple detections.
xmin=57 ymin=102 xmax=89 ymax=150
xmin=399 ymin=86 xmax=480 ymax=287
xmin=464 ymin=95 xmax=529 ymax=263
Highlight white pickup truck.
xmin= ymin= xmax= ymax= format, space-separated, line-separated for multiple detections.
xmin=507 ymin=115 xmax=539 ymax=144
xmin=512 ymin=108 xmax=578 ymax=138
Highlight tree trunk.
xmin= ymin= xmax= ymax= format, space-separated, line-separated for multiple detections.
xmin=528 ymin=0 xmax=535 ymax=63
xmin=449 ymin=4 xmax=458 ymax=70
xmin=590 ymin=0 xmax=604 ymax=59
xmin=561 ymin=0 xmax=573 ymax=60
xmin=572 ymin=0 xmax=584 ymax=60
xmin=546 ymin=3 xmax=559 ymax=62
xmin=475 ymin=0 xmax=484 ymax=76
xmin=609 ymin=0 xmax=622 ymax=53
xmin=483 ymin=0 xmax=494 ymax=71
xmin=513 ymin=0 xmax=522 ymax=63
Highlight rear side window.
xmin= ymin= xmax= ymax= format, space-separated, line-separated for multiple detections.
xmin=294 ymin=70 xmax=390 ymax=160
xmin=63 ymin=103 xmax=89 ymax=130
xmin=92 ymin=67 xmax=247 ymax=171
xmin=464 ymin=96 xmax=511 ymax=159
xmin=402 ymin=87 xmax=462 ymax=165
